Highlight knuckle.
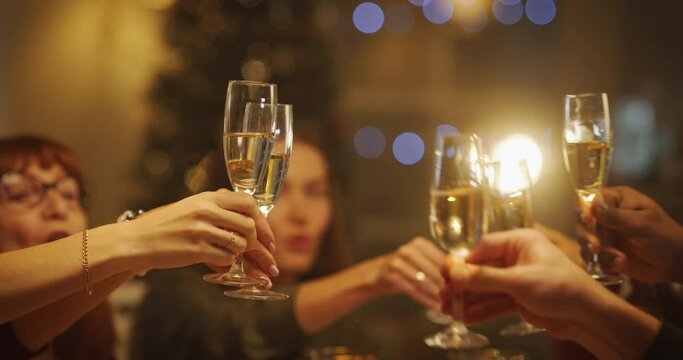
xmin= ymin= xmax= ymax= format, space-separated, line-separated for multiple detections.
xmin=235 ymin=191 xmax=255 ymax=205
xmin=389 ymin=257 xmax=402 ymax=270
xmin=397 ymin=245 xmax=412 ymax=258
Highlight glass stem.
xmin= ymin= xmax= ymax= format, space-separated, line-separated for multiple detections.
xmin=228 ymin=255 xmax=245 ymax=275
xmin=450 ymin=321 xmax=469 ymax=335
xmin=587 ymin=252 xmax=604 ymax=276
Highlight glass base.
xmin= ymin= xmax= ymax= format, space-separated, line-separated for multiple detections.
xmin=591 ymin=273 xmax=623 ymax=287
xmin=500 ymin=321 xmax=545 ymax=336
xmin=203 ymin=272 xmax=267 ymax=287
xmin=223 ymin=288 xmax=289 ymax=301
xmin=424 ymin=325 xmax=489 ymax=350
xmin=425 ymin=309 xmax=454 ymax=325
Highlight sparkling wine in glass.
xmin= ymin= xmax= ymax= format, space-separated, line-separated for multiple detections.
xmin=424 ymin=133 xmax=489 ymax=350
xmin=224 ymin=103 xmax=292 ymax=301
xmin=487 ymin=159 xmax=545 ymax=336
xmin=203 ymin=80 xmax=276 ymax=288
xmin=563 ymin=93 xmax=621 ymax=286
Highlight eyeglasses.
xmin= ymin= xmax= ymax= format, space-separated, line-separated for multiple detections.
xmin=0 ymin=172 xmax=86 ymax=209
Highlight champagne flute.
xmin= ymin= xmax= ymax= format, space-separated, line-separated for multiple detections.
xmin=424 ymin=133 xmax=489 ymax=350
xmin=563 ymin=93 xmax=622 ymax=286
xmin=487 ymin=159 xmax=544 ymax=336
xmin=203 ymin=80 xmax=277 ymax=288
xmin=224 ymin=103 xmax=292 ymax=300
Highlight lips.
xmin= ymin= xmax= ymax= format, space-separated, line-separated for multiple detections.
xmin=284 ymin=235 xmax=314 ymax=253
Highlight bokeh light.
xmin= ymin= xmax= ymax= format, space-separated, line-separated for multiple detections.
xmin=393 ymin=132 xmax=425 ymax=165
xmin=492 ymin=135 xmax=543 ymax=184
xmin=409 ymin=0 xmax=433 ymax=6
xmin=423 ymin=0 xmax=454 ymax=25
xmin=525 ymin=0 xmax=557 ymax=26
xmin=454 ymin=0 xmax=488 ymax=33
xmin=384 ymin=4 xmax=414 ymax=35
xmin=492 ymin=0 xmax=524 ymax=25
xmin=436 ymin=124 xmax=461 ymax=138
xmin=241 ymin=59 xmax=270 ymax=82
xmin=353 ymin=2 xmax=384 ymax=34
xmin=354 ymin=126 xmax=386 ymax=159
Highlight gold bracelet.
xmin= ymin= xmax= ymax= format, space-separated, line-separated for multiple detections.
xmin=82 ymin=229 xmax=93 ymax=295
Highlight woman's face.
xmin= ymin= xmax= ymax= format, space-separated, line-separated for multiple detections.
xmin=0 ymin=162 xmax=87 ymax=252
xmin=268 ymin=142 xmax=332 ymax=278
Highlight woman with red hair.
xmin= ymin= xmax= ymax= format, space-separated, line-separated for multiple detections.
xmin=0 ymin=135 xmax=277 ymax=359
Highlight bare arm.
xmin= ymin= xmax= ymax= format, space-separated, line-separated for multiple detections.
xmin=295 ymin=257 xmax=382 ymax=334
xmin=0 ymin=190 xmax=276 ymax=324
xmin=10 ymin=271 xmax=134 ymax=351
xmin=0 ymin=224 xmax=131 ymax=324
xmin=296 ymin=237 xmax=445 ymax=334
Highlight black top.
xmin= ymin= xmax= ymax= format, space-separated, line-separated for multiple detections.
xmin=643 ymin=322 xmax=683 ymax=359
xmin=0 ymin=322 xmax=49 ymax=359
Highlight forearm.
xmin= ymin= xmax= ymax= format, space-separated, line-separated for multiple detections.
xmin=10 ymin=271 xmax=134 ymax=351
xmin=575 ymin=286 xmax=660 ymax=360
xmin=295 ymin=258 xmax=384 ymax=335
xmin=0 ymin=223 xmax=137 ymax=323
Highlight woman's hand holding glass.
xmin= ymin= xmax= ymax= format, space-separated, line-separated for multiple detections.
xmin=120 ymin=189 xmax=276 ymax=275
xmin=371 ymin=237 xmax=445 ymax=310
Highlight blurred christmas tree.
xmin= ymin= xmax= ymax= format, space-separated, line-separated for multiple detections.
xmin=135 ymin=0 xmax=338 ymax=208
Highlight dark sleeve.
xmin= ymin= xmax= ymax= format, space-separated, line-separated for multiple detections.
xmin=130 ymin=267 xmax=246 ymax=360
xmin=241 ymin=284 xmax=308 ymax=360
xmin=0 ymin=322 xmax=50 ymax=360
xmin=643 ymin=322 xmax=683 ymax=359
xmin=53 ymin=301 xmax=116 ymax=360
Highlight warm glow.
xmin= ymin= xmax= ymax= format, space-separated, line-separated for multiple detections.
xmin=492 ymin=135 xmax=543 ymax=184
xmin=492 ymin=161 xmax=530 ymax=195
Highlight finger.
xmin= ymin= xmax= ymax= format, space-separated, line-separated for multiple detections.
xmin=208 ymin=227 xmax=247 ymax=255
xmin=243 ymin=260 xmax=273 ymax=289
xmin=193 ymin=224 xmax=246 ymax=254
xmin=598 ymin=246 xmax=626 ymax=274
xmin=206 ymin=263 xmax=231 ymax=274
xmin=412 ymin=237 xmax=447 ymax=269
xmin=467 ymin=229 xmax=541 ymax=265
xmin=397 ymin=243 xmax=444 ymax=287
xmin=213 ymin=189 xmax=275 ymax=251
xmin=448 ymin=260 xmax=522 ymax=295
xmin=387 ymin=272 xmax=440 ymax=309
xmin=592 ymin=202 xmax=648 ymax=236
xmin=576 ymin=223 xmax=601 ymax=253
xmin=389 ymin=257 xmax=441 ymax=299
xmin=244 ymin=246 xmax=279 ymax=278
xmin=464 ymin=296 xmax=517 ymax=325
xmin=197 ymin=242 xmax=238 ymax=267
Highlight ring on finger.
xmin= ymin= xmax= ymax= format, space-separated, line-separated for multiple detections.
xmin=225 ymin=231 xmax=236 ymax=249
xmin=415 ymin=271 xmax=426 ymax=282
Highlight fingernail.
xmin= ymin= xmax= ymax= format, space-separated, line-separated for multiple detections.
xmin=269 ymin=264 xmax=280 ymax=277
xmin=267 ymin=242 xmax=276 ymax=253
